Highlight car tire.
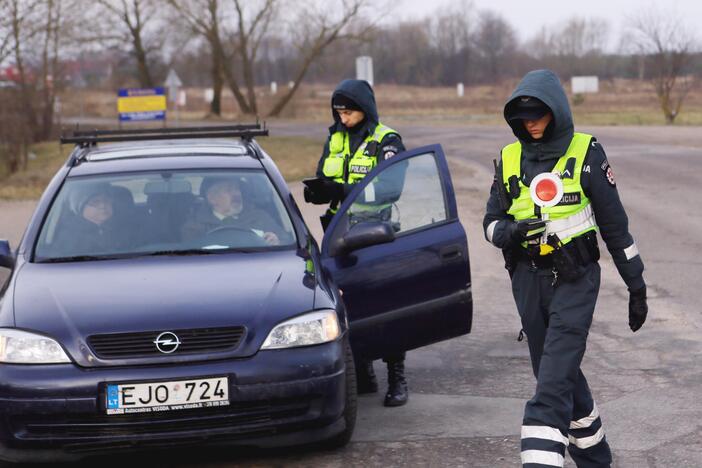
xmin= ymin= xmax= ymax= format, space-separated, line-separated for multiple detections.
xmin=320 ymin=335 xmax=357 ymax=449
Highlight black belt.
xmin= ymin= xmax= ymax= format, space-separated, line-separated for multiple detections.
xmin=515 ymin=232 xmax=599 ymax=269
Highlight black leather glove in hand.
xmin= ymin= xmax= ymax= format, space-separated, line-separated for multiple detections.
xmin=302 ymin=177 xmax=344 ymax=204
xmin=303 ymin=185 xmax=330 ymax=204
xmin=628 ymin=286 xmax=648 ymax=332
xmin=322 ymin=179 xmax=345 ymax=201
xmin=509 ymin=218 xmax=547 ymax=242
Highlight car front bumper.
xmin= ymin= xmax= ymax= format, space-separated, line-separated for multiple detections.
xmin=0 ymin=340 xmax=347 ymax=462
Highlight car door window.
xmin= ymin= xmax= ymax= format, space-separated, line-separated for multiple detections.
xmin=345 ymin=152 xmax=447 ymax=235
xmin=321 ymin=145 xmax=471 ymax=360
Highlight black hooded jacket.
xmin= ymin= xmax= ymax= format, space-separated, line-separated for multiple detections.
xmin=483 ymin=69 xmax=645 ymax=290
xmin=315 ymin=79 xmax=405 ymax=180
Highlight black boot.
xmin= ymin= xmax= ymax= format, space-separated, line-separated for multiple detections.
xmin=355 ymin=359 xmax=378 ymax=394
xmin=384 ymin=357 xmax=408 ymax=407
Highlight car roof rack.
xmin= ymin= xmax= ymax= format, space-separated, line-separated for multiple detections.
xmin=60 ymin=123 xmax=269 ymax=146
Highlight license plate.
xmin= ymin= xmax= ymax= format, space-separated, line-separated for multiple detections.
xmin=106 ymin=376 xmax=229 ymax=415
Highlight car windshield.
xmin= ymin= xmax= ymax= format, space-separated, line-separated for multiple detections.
xmin=34 ymin=169 xmax=297 ymax=262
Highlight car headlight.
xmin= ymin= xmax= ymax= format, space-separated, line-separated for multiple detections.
xmin=261 ymin=310 xmax=340 ymax=350
xmin=0 ymin=329 xmax=71 ymax=364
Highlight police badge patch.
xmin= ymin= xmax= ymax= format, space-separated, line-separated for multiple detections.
xmin=606 ymin=166 xmax=615 ymax=186
xmin=382 ymin=145 xmax=398 ymax=160
xmin=601 ymin=160 xmax=615 ymax=186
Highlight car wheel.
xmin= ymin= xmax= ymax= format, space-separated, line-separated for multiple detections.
xmin=320 ymin=335 xmax=357 ymax=449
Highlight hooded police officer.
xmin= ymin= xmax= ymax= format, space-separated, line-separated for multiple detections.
xmin=483 ymin=69 xmax=649 ymax=468
xmin=304 ymin=78 xmax=409 ymax=407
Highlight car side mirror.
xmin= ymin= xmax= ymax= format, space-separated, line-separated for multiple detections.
xmin=331 ymin=221 xmax=395 ymax=257
xmin=0 ymin=240 xmax=14 ymax=269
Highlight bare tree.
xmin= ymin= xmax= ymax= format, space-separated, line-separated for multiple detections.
xmin=524 ymin=16 xmax=609 ymax=77
xmin=220 ymin=0 xmax=277 ymax=115
xmin=0 ymin=0 xmax=14 ymax=63
xmin=0 ymin=0 xmax=66 ymax=171
xmin=92 ymin=0 xmax=160 ymax=88
xmin=431 ymin=1 xmax=474 ymax=85
xmin=553 ymin=17 xmax=609 ymax=58
xmin=374 ymin=21 xmax=437 ymax=85
xmin=628 ymin=8 xmax=698 ymax=124
xmin=0 ymin=0 xmax=22 ymax=174
xmin=167 ymin=0 xmax=234 ymax=115
xmin=474 ymin=10 xmax=517 ymax=83
xmin=267 ymin=0 xmax=371 ymax=117
xmin=0 ymin=88 xmax=31 ymax=174
xmin=10 ymin=0 xmax=66 ymax=142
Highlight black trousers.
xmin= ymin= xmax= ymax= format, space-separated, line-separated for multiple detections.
xmin=511 ymin=261 xmax=612 ymax=468
xmin=353 ymin=351 xmax=405 ymax=368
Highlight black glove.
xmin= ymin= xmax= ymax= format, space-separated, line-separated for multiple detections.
xmin=322 ymin=178 xmax=345 ymax=201
xmin=303 ymin=185 xmax=330 ymax=204
xmin=302 ymin=177 xmax=344 ymax=205
xmin=628 ymin=286 xmax=648 ymax=332
xmin=509 ymin=218 xmax=547 ymax=242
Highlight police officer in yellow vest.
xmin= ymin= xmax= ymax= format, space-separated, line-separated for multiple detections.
xmin=304 ymin=78 xmax=409 ymax=407
xmin=483 ymin=70 xmax=649 ymax=468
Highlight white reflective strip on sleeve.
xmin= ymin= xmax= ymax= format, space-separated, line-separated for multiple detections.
xmin=521 ymin=450 xmax=565 ymax=467
xmin=545 ymin=204 xmax=597 ymax=240
xmin=624 ymin=242 xmax=639 ymax=260
xmin=364 ymin=182 xmax=376 ymax=203
xmin=569 ymin=427 xmax=605 ymax=449
xmin=521 ymin=425 xmax=570 ymax=446
xmin=486 ymin=220 xmax=499 ymax=244
xmin=570 ymin=402 xmax=599 ymax=429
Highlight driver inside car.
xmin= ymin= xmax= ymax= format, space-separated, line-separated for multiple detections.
xmin=181 ymin=176 xmax=282 ymax=246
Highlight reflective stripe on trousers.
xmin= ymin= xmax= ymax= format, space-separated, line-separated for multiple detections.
xmin=511 ymin=261 xmax=612 ymax=468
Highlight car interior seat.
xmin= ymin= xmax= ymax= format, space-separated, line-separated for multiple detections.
xmin=144 ymin=180 xmax=194 ymax=244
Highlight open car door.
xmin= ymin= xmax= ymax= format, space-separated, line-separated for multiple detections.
xmin=320 ymin=144 xmax=472 ymax=360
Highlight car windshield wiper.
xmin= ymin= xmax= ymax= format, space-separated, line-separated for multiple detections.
xmin=144 ymin=247 xmax=268 ymax=257
xmin=40 ymin=254 xmax=123 ymax=263
xmin=143 ymin=249 xmax=217 ymax=257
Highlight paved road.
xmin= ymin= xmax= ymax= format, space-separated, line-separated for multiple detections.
xmin=0 ymin=123 xmax=700 ymax=467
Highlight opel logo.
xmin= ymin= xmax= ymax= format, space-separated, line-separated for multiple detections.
xmin=154 ymin=332 xmax=181 ymax=354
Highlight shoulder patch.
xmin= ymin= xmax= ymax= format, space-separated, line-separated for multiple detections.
xmin=600 ymin=159 xmax=615 ymax=185
xmin=605 ymin=166 xmax=616 ymax=186
xmin=382 ymin=145 xmax=399 ymax=159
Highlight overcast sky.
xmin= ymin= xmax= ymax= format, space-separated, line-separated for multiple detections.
xmin=394 ymin=0 xmax=700 ymax=48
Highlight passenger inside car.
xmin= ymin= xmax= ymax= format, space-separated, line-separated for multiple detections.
xmin=181 ymin=176 xmax=284 ymax=246
xmin=53 ymin=183 xmax=133 ymax=255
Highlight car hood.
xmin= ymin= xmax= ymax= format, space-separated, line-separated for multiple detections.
xmin=12 ymin=251 xmax=317 ymax=367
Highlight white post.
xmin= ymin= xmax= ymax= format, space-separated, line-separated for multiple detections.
xmin=356 ymin=56 xmax=374 ymax=86
xmin=457 ymin=83 xmax=465 ymax=97
xmin=270 ymin=81 xmax=278 ymax=95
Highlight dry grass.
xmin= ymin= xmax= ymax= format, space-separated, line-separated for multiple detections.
xmin=257 ymin=135 xmax=324 ymax=182
xmin=0 ymin=142 xmax=69 ymax=200
xmin=58 ymin=78 xmax=702 ymax=126
xmin=0 ymin=136 xmax=322 ymax=201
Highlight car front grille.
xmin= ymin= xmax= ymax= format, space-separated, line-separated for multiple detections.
xmin=88 ymin=326 xmax=246 ymax=359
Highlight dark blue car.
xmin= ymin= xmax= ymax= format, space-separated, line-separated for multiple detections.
xmin=0 ymin=126 xmax=472 ymax=462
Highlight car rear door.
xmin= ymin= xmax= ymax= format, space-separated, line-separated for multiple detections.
xmin=320 ymin=145 xmax=472 ymax=360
